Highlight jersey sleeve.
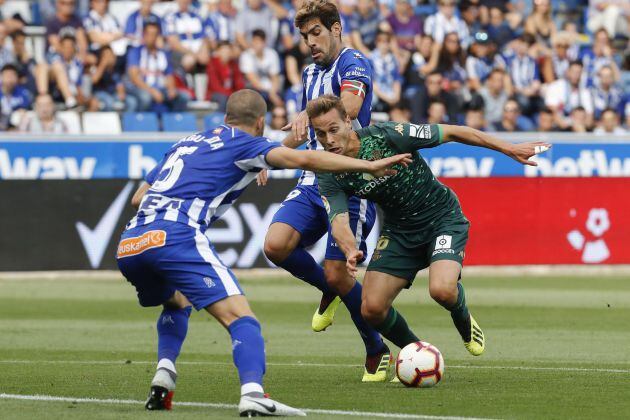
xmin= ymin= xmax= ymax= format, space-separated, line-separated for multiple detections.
xmin=233 ymin=137 xmax=281 ymax=171
xmin=317 ymin=173 xmax=349 ymax=223
xmin=380 ymin=122 xmax=443 ymax=152
xmin=338 ymin=50 xmax=372 ymax=98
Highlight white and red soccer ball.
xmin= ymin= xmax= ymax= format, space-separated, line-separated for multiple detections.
xmin=395 ymin=341 xmax=444 ymax=388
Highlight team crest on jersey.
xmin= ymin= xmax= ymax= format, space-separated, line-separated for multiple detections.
xmin=117 ymin=230 xmax=167 ymax=259
xmin=394 ymin=124 xmax=404 ymax=136
xmin=212 ymin=127 xmax=224 ymax=134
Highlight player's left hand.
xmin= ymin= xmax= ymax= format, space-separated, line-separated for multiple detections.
xmin=346 ymin=249 xmax=364 ymax=277
xmin=256 ymin=169 xmax=268 ymax=186
xmin=507 ymin=142 xmax=552 ymax=166
xmin=368 ymin=153 xmax=413 ymax=177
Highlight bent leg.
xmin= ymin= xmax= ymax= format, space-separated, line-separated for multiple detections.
xmin=156 ymin=291 xmax=193 ymax=374
xmin=362 ymin=271 xmax=419 ymax=348
xmin=429 ymin=260 xmax=470 ymax=341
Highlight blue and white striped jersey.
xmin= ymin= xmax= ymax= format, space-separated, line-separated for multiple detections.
xmin=127 ymin=125 xmax=279 ymax=232
xmin=299 ymin=47 xmax=373 ymax=185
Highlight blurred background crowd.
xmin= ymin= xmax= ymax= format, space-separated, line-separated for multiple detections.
xmin=0 ymin=0 xmax=628 ymax=135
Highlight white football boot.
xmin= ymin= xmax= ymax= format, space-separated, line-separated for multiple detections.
xmin=239 ymin=394 xmax=306 ymax=417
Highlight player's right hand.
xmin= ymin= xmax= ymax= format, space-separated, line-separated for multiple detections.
xmin=368 ymin=153 xmax=413 ymax=177
xmin=282 ymin=111 xmax=309 ymax=141
xmin=256 ymin=169 xmax=268 ymax=186
xmin=346 ymin=249 xmax=364 ymax=277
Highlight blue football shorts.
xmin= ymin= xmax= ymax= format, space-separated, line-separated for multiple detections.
xmin=270 ymin=184 xmax=376 ymax=262
xmin=116 ymin=220 xmax=243 ymax=310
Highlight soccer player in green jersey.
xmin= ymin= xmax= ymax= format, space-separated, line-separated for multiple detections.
xmin=307 ymin=94 xmax=551 ymax=358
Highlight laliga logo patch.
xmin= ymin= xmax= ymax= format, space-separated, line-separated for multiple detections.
xmin=435 ymin=235 xmax=452 ymax=250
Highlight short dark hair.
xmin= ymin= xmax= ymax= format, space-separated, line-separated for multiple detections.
xmin=252 ymin=29 xmax=266 ymax=40
xmin=10 ymin=29 xmax=26 ymax=40
xmin=225 ymin=89 xmax=267 ymax=126
xmin=306 ymin=94 xmax=347 ymax=121
xmin=143 ymin=20 xmax=161 ymax=33
xmin=569 ymin=59 xmax=583 ymax=68
xmin=520 ymin=33 xmax=536 ymax=45
xmin=488 ymin=68 xmax=505 ymax=78
xmin=295 ymin=0 xmax=341 ymax=32
xmin=1 ymin=63 xmax=18 ymax=74
xmin=539 ymin=106 xmax=553 ymax=115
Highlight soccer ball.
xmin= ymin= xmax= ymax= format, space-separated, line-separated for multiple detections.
xmin=395 ymin=341 xmax=444 ymax=388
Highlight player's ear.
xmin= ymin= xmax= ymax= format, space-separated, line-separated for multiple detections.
xmin=331 ymin=22 xmax=342 ymax=38
xmin=256 ymin=116 xmax=265 ymax=135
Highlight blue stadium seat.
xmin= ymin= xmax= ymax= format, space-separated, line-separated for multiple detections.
xmin=162 ymin=112 xmax=197 ymax=132
xmin=204 ymin=112 xmax=225 ymax=130
xmin=122 ymin=112 xmax=160 ymax=132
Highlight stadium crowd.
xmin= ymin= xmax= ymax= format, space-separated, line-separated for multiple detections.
xmin=0 ymin=0 xmax=628 ymax=134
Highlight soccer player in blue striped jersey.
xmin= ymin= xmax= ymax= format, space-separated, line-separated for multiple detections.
xmin=260 ymin=0 xmax=392 ymax=382
xmin=116 ymin=89 xmax=409 ymax=416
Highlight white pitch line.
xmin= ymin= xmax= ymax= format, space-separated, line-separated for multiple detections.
xmin=1 ymin=359 xmax=629 ymax=374
xmin=0 ymin=393 xmax=495 ymax=420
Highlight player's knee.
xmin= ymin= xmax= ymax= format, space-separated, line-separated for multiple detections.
xmin=429 ymin=282 xmax=457 ymax=306
xmin=263 ymin=236 xmax=293 ymax=264
xmin=361 ymin=299 xmax=388 ymax=326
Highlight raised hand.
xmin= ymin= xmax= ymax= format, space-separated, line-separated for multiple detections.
xmin=282 ymin=110 xmax=309 ymax=141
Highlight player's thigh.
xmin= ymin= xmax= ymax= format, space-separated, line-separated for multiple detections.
xmin=323 ymin=259 xmax=354 ymax=294
xmin=157 ymin=227 xmax=245 ymax=312
xmin=117 ymin=228 xmax=175 ymax=307
xmin=362 ymin=270 xmax=409 ymax=314
xmin=204 ymin=295 xmax=255 ymax=329
xmin=325 ymin=197 xmax=376 ymax=262
xmin=163 ymin=290 xmax=193 ymax=310
xmin=264 ymin=222 xmax=302 ymax=259
xmin=426 ymin=225 xmax=469 ymax=290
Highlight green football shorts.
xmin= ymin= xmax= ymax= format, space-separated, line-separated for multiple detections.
xmin=366 ymin=221 xmax=469 ymax=285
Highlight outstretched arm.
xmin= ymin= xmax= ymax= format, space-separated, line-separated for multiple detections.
xmin=440 ymin=125 xmax=551 ymax=166
xmin=265 ymin=147 xmax=412 ymax=176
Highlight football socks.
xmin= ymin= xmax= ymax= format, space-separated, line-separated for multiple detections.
xmin=156 ymin=306 xmax=192 ymax=370
xmin=228 ymin=316 xmax=266 ymax=388
xmin=374 ymin=307 xmax=419 ymax=348
xmin=341 ymin=282 xmax=385 ymax=356
xmin=279 ymin=247 xmax=334 ymax=295
xmin=449 ymin=283 xmax=472 ymax=342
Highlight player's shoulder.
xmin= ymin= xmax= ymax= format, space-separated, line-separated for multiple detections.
xmin=339 ymin=48 xmax=369 ymax=64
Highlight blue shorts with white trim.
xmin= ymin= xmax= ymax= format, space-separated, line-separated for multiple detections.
xmin=270 ymin=184 xmax=376 ymax=262
xmin=116 ymin=220 xmax=242 ymax=310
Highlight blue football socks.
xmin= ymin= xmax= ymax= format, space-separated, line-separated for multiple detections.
xmin=228 ymin=316 xmax=266 ymax=395
xmin=341 ymin=282 xmax=385 ymax=356
xmin=156 ymin=306 xmax=192 ymax=373
xmin=279 ymin=247 xmax=333 ymax=295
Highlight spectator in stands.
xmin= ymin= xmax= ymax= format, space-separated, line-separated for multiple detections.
xmin=592 ymin=65 xmax=623 ymax=120
xmin=90 ymin=67 xmax=135 ymax=112
xmin=125 ymin=0 xmax=163 ymax=48
xmin=541 ymin=31 xmax=574 ymax=83
xmin=205 ymin=41 xmax=245 ymax=111
xmin=427 ymin=101 xmax=448 ymax=124
xmin=18 ymin=94 xmax=69 ymax=134
xmin=10 ymin=30 xmax=37 ymax=96
xmin=209 ymin=0 xmax=237 ymax=43
xmin=494 ymin=98 xmax=526 ymax=132
xmin=524 ymin=0 xmax=556 ymax=47
xmin=0 ymin=0 xmax=25 ymax=33
xmin=338 ymin=0 xmax=356 ymax=47
xmin=484 ymin=5 xmax=516 ymax=49
xmin=35 ymin=32 xmax=88 ymax=109
xmin=594 ymin=108 xmax=627 ymax=135
xmin=465 ymin=31 xmax=493 ymax=92
xmin=44 ymin=0 xmax=89 ymax=62
xmin=409 ymin=70 xmax=459 ymax=124
xmin=478 ymin=68 xmax=509 ymax=126
xmin=581 ymin=29 xmax=620 ymax=88
xmin=566 ymin=106 xmax=591 ymax=133
xmin=84 ymin=0 xmax=126 ymax=86
xmin=424 ymin=0 xmax=470 ymax=48
xmin=265 ymin=105 xmax=288 ymax=141
xmin=386 ymin=0 xmax=423 ymax=52
xmin=350 ymin=0 xmax=383 ymax=56
xmin=459 ymin=0 xmax=482 ymax=37
xmin=0 ymin=64 xmax=32 ymax=130
xmin=587 ymin=0 xmax=629 ymax=39
xmin=389 ymin=98 xmax=412 ymax=123
xmin=537 ymin=106 xmax=557 ymax=132
xmin=0 ymin=24 xmax=14 ymax=69
xmin=164 ymin=0 xmax=211 ymax=73
xmin=465 ymin=107 xmax=487 ymax=131
xmin=235 ymin=0 xmax=277 ymax=50
xmin=126 ymin=21 xmax=189 ymax=112
xmin=406 ymin=35 xmax=434 ymax=84
xmin=500 ymin=33 xmax=541 ymax=116
xmin=285 ymin=37 xmax=311 ymax=90
xmin=239 ymin=29 xmax=283 ymax=107
xmin=371 ymin=31 xmax=402 ymax=113
xmin=430 ymin=32 xmax=467 ymax=89
xmin=545 ymin=60 xmax=594 ymax=123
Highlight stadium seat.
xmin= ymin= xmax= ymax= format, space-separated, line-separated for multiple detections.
xmin=122 ymin=112 xmax=160 ymax=132
xmin=204 ymin=112 xmax=225 ymax=130
xmin=82 ymin=112 xmax=122 ymax=135
xmin=194 ymin=73 xmax=208 ymax=101
xmin=162 ymin=112 xmax=198 ymax=132
xmin=56 ymin=111 xmax=82 ymax=134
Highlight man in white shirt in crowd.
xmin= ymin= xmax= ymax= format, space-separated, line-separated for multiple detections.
xmin=545 ymin=60 xmax=594 ymax=127
xmin=239 ymin=29 xmax=283 ymax=107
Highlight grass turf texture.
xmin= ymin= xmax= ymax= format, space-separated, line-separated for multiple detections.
xmin=1 ymin=274 xmax=629 ymax=419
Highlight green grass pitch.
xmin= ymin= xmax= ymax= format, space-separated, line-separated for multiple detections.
xmin=1 ymin=273 xmax=629 ymax=419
